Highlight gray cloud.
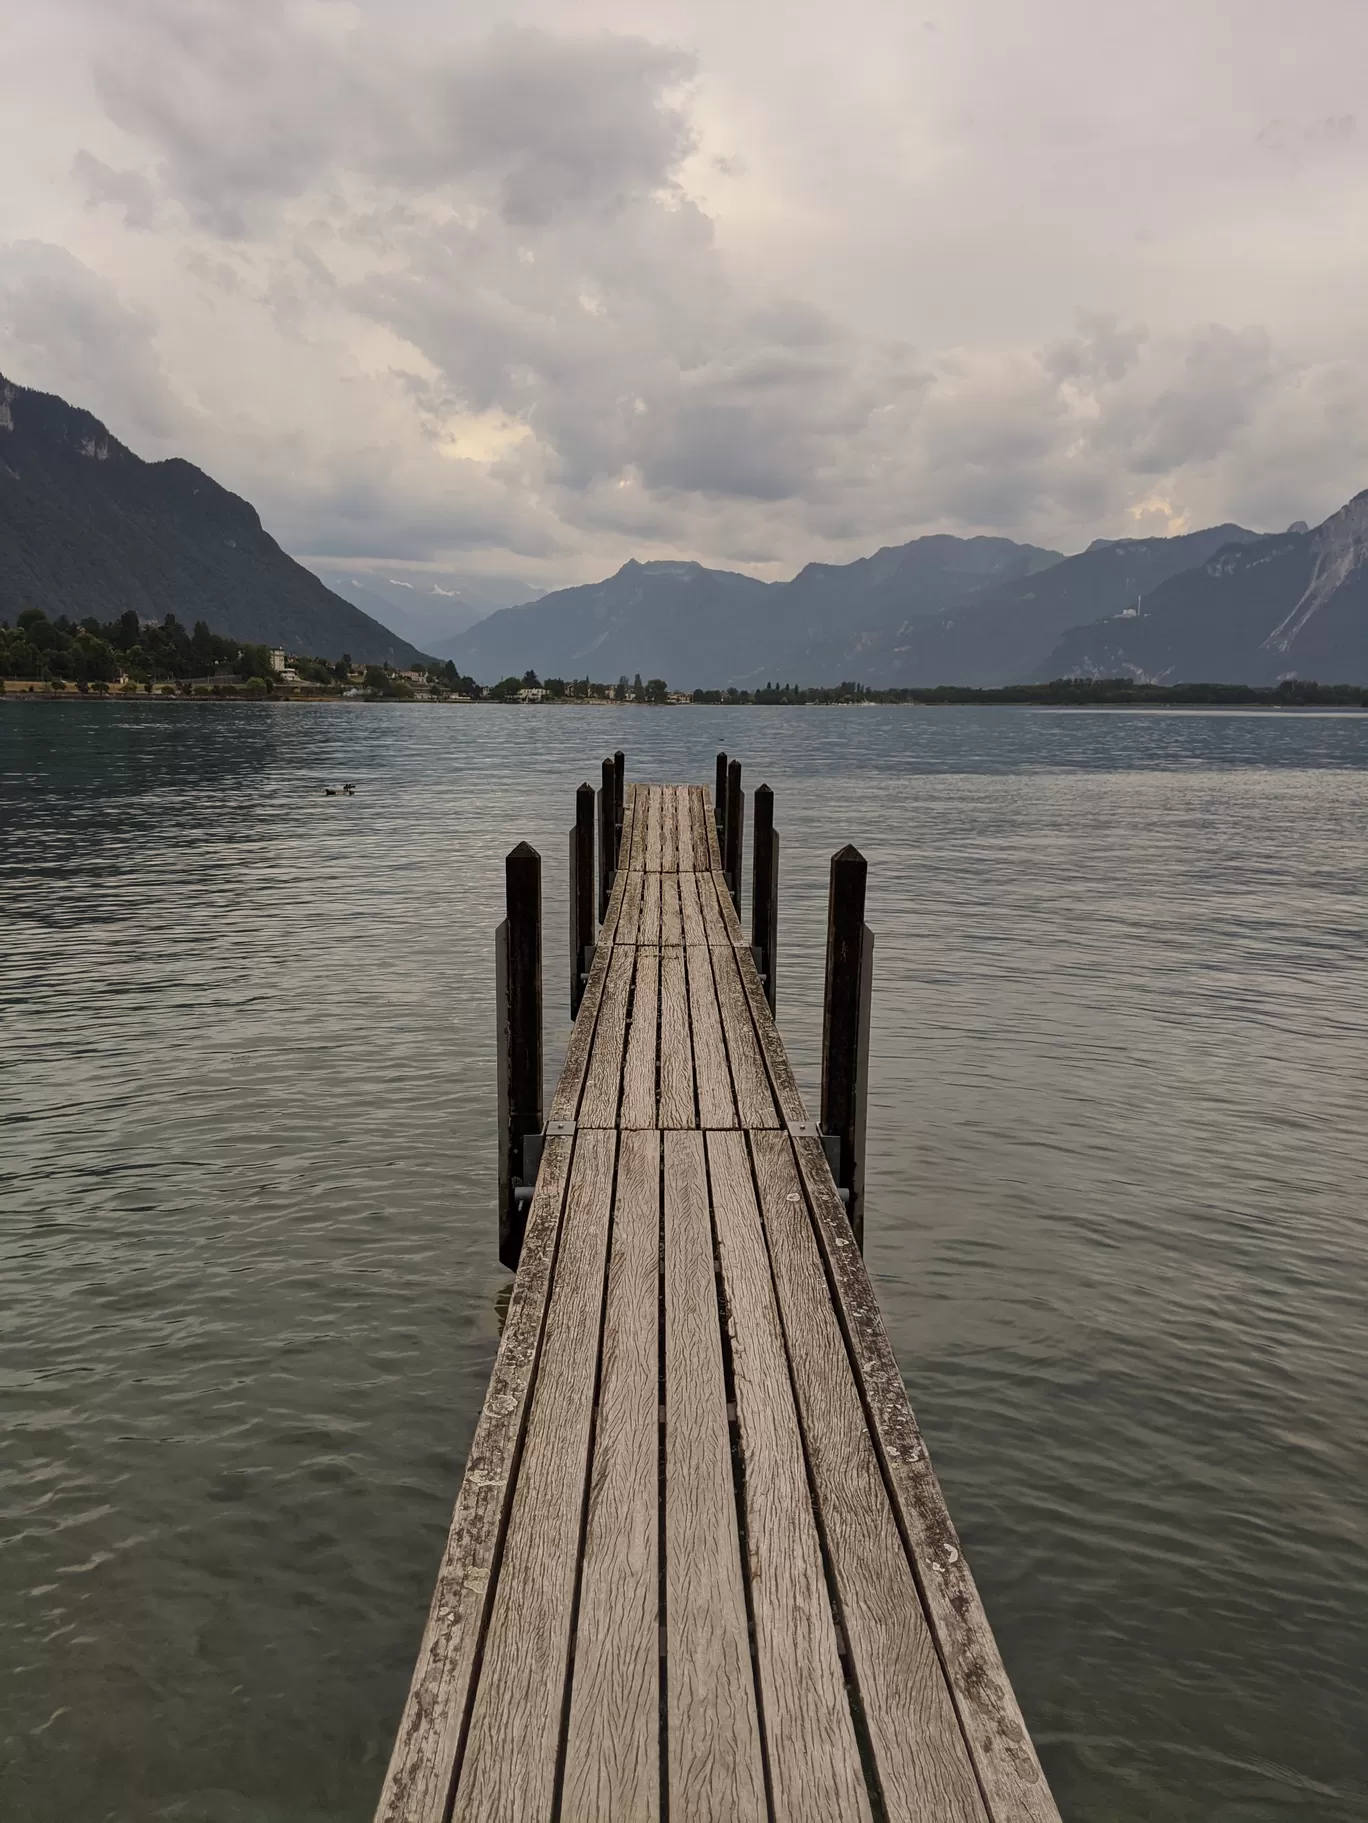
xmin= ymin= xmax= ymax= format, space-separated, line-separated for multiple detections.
xmin=4 ymin=0 xmax=1367 ymax=586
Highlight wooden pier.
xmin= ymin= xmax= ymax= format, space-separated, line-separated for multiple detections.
xmin=376 ymin=770 xmax=1059 ymax=1823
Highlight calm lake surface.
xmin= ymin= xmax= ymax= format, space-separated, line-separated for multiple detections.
xmin=2 ymin=702 xmax=1366 ymax=1823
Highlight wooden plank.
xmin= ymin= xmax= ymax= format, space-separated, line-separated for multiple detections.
xmin=789 ymin=1133 xmax=1062 ymax=1823
xmin=658 ymin=947 xmax=696 ymax=1129
xmin=579 ymin=946 xmax=634 ymax=1127
xmin=646 ymin=786 xmax=663 ymax=872
xmin=678 ymin=873 xmax=707 ymax=949
xmin=640 ymin=871 xmax=662 ymax=946
xmin=703 ymin=786 xmax=725 ymax=873
xmin=662 ymin=783 xmax=678 ymax=874
xmin=663 ymin=1131 xmax=767 ymax=1822
xmin=686 ymin=942 xmax=736 ymax=1129
xmin=548 ymin=831 xmax=634 ymax=1127
xmin=750 ymin=1132 xmax=988 ymax=1823
xmin=706 ymin=1130 xmax=873 ymax=1823
xmin=628 ymin=782 xmax=648 ymax=873
xmin=615 ymin=869 xmax=644 ymax=948
xmin=731 ymin=942 xmax=807 ymax=1127
xmin=620 ymin=948 xmax=660 ymax=1130
xmin=697 ymin=869 xmax=732 ymax=948
xmin=660 ymin=873 xmax=684 ymax=947
xmin=562 ymin=1131 xmax=660 ymax=1822
xmin=707 ymin=861 xmax=747 ymax=948
xmin=688 ymin=786 xmax=711 ymax=873
xmin=676 ymin=787 xmax=695 ymax=872
xmin=709 ymin=945 xmax=780 ymax=1130
xmin=450 ymin=1130 xmax=616 ymax=1822
xmin=374 ymin=1134 xmax=575 ymax=1823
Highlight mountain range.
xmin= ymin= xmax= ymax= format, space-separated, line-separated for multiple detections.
xmin=6 ymin=371 xmax=1367 ymax=686
xmin=0 ymin=373 xmax=423 ymax=666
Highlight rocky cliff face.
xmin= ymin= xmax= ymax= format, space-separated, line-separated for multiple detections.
xmin=0 ymin=372 xmax=424 ymax=665
xmin=1042 ymin=496 xmax=1368 ymax=684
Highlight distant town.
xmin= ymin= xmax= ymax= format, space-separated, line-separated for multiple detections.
xmin=4 ymin=608 xmax=1367 ymax=709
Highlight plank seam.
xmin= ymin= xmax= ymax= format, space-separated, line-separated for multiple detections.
xmin=549 ymin=1130 xmax=622 ymax=1823
xmin=702 ymin=1134 xmax=779 ymax=1823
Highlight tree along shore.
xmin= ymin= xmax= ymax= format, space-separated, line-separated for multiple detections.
xmin=5 ymin=612 xmax=1366 ymax=707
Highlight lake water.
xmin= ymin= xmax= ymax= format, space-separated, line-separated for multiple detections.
xmin=2 ymin=702 xmax=1366 ymax=1823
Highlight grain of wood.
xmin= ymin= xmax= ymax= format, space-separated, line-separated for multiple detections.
xmin=673 ymin=787 xmax=694 ymax=872
xmin=710 ymin=946 xmax=780 ymax=1130
xmin=678 ymin=873 xmax=707 ymax=948
xmin=579 ymin=946 xmax=634 ymax=1127
xmin=750 ymin=1132 xmax=988 ymax=1823
xmin=658 ymin=947 xmax=696 ymax=1129
xmin=697 ymin=869 xmax=732 ymax=948
xmin=562 ymin=1131 xmax=660 ymax=1822
xmin=549 ymin=849 xmax=632 ymax=1126
xmin=706 ymin=1130 xmax=873 ymax=1823
xmin=373 ymin=1134 xmax=575 ymax=1823
xmin=663 ymin=1131 xmax=768 ymax=1822
xmin=646 ymin=786 xmax=663 ymax=872
xmin=660 ymin=874 xmax=684 ymax=946
xmin=615 ymin=870 xmax=644 ymax=948
xmin=688 ymin=786 xmax=711 ymax=873
xmin=620 ymin=948 xmax=660 ymax=1130
xmin=789 ymin=1133 xmax=1062 ymax=1823
xmin=730 ymin=942 xmax=808 ymax=1128
xmin=703 ymin=787 xmax=725 ymax=873
xmin=640 ymin=871 xmax=662 ymax=946
xmin=662 ymin=784 xmax=678 ymax=873
xmin=628 ymin=782 xmax=648 ymax=873
xmin=685 ymin=942 xmax=737 ymax=1129
xmin=449 ymin=1130 xmax=616 ymax=1822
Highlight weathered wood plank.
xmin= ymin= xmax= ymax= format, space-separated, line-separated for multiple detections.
xmin=660 ymin=873 xmax=684 ymax=947
xmin=790 ymin=1132 xmax=1062 ymax=1823
xmin=373 ymin=1134 xmax=575 ymax=1823
xmin=662 ymin=783 xmax=678 ymax=874
xmin=640 ymin=870 xmax=662 ymax=947
xmin=663 ymin=1131 xmax=768 ymax=1822
xmin=685 ymin=942 xmax=736 ymax=1129
xmin=697 ymin=868 xmax=733 ymax=948
xmin=688 ymin=786 xmax=711 ymax=873
xmin=646 ymin=786 xmax=663 ymax=872
xmin=709 ymin=945 xmax=780 ymax=1130
xmin=703 ymin=786 xmax=725 ymax=873
xmin=548 ymin=821 xmax=634 ymax=1127
xmin=627 ymin=781 xmax=648 ymax=873
xmin=620 ymin=948 xmax=660 ymax=1130
xmin=678 ymin=872 xmax=707 ymax=949
xmin=750 ymin=1132 xmax=988 ymax=1823
xmin=658 ymin=946 xmax=696 ymax=1129
xmin=672 ymin=787 xmax=693 ymax=872
xmin=579 ymin=945 xmax=634 ymax=1127
xmin=562 ymin=1131 xmax=660 ymax=1821
xmin=731 ymin=941 xmax=808 ymax=1127
xmin=706 ymin=1130 xmax=872 ymax=1823
xmin=615 ymin=869 xmax=644 ymax=948
xmin=449 ymin=1130 xmax=616 ymax=1821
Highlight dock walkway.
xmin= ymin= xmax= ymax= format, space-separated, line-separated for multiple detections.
xmin=377 ymin=782 xmax=1058 ymax=1823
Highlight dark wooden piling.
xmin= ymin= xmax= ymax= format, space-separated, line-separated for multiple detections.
xmin=613 ymin=750 xmax=625 ymax=862
xmin=751 ymin=782 xmax=779 ymax=1014
xmin=724 ymin=758 xmax=744 ymax=912
xmin=714 ymin=750 xmax=728 ymax=841
xmin=495 ymin=842 xmax=543 ymax=1271
xmin=820 ymin=843 xmax=873 ymax=1249
xmin=597 ymin=756 xmax=615 ymax=922
xmin=569 ymin=782 xmax=595 ymax=1017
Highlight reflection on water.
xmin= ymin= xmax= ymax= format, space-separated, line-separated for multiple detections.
xmin=2 ymin=702 xmax=1366 ymax=1822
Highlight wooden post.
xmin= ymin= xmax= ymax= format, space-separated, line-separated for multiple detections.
xmin=569 ymin=782 xmax=595 ymax=1017
xmin=820 ymin=844 xmax=873 ymax=1250
xmin=497 ymin=842 xmax=543 ymax=1271
xmin=613 ymin=750 xmax=625 ymax=863
xmin=714 ymin=751 xmax=728 ymax=843
xmin=751 ymin=783 xmax=779 ymax=1014
xmin=597 ymin=755 xmax=615 ymax=922
xmin=725 ymin=758 xmax=744 ymax=913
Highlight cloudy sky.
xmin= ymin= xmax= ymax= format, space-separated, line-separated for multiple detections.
xmin=4 ymin=0 xmax=1368 ymax=591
